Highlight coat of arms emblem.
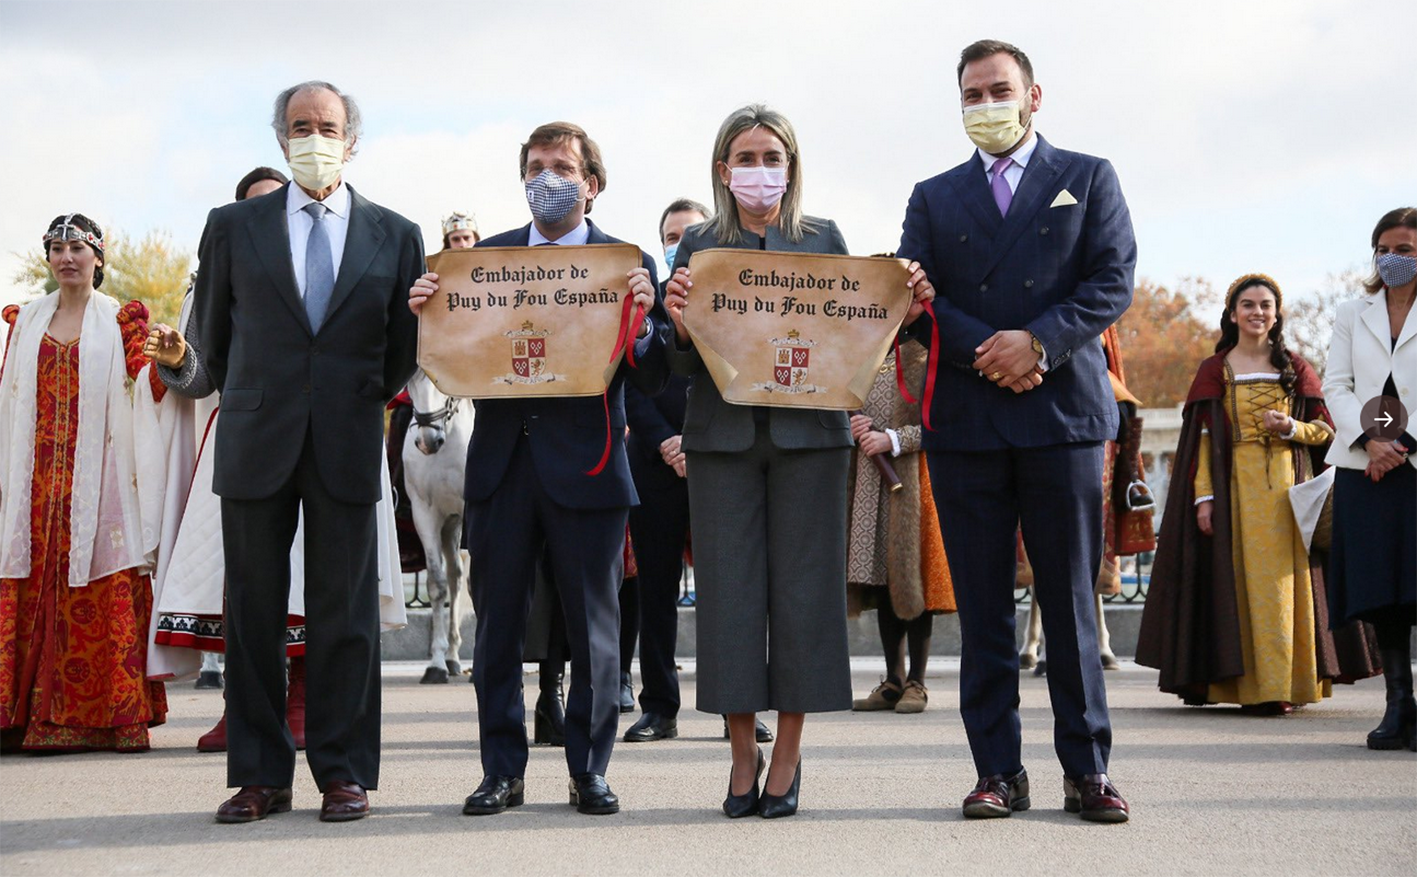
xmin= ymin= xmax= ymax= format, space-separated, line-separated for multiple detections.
xmin=496 ymin=321 xmax=562 ymax=385
xmin=753 ymin=329 xmax=825 ymax=395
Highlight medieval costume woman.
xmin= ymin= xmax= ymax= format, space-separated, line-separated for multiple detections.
xmin=0 ymin=214 xmax=170 ymax=751
xmin=847 ymin=338 xmax=955 ymax=713
xmin=1138 ymin=273 xmax=1379 ymax=712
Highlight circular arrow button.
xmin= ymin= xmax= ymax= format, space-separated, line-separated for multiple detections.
xmin=1361 ymin=395 xmax=1409 ymax=442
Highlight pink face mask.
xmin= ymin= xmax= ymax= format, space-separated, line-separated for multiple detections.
xmin=729 ymin=166 xmax=788 ymax=213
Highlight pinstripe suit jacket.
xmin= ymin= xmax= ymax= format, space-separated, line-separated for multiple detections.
xmin=898 ymin=135 xmax=1136 ymax=451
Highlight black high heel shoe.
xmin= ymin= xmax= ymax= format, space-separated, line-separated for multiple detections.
xmin=722 ymin=747 xmax=765 ymax=818
xmin=758 ymin=759 xmax=801 ymax=819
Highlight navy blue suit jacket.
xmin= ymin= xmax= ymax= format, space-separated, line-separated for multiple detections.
xmin=898 ymin=135 xmax=1136 ymax=451
xmin=462 ymin=220 xmax=670 ymax=510
xmin=625 ymin=374 xmax=690 ymax=492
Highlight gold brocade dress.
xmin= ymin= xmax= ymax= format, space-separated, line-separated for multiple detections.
xmin=1194 ymin=367 xmax=1334 ymax=706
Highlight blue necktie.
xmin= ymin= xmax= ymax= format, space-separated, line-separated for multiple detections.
xmin=303 ymin=202 xmax=334 ymax=330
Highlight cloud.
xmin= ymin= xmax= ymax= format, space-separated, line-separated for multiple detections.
xmin=2 ymin=0 xmax=1413 ymax=310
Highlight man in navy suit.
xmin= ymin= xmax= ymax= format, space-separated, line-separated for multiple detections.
xmin=898 ymin=40 xmax=1135 ymax=823
xmin=619 ymin=199 xmax=704 ymax=743
xmin=410 ymin=122 xmax=669 ymax=815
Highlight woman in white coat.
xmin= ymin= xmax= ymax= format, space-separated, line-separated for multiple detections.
xmin=1322 ymin=206 xmax=1416 ymax=752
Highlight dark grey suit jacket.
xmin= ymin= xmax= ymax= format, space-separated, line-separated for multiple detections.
xmin=667 ymin=217 xmax=854 ymax=453
xmin=195 ymin=182 xmax=423 ymax=504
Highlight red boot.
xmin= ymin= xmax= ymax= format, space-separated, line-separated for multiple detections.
xmin=197 ymin=713 xmax=228 ymax=752
xmin=287 ymin=656 xmax=307 ymax=750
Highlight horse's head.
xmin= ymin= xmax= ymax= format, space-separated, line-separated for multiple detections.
xmin=406 ymin=370 xmax=456 ymax=455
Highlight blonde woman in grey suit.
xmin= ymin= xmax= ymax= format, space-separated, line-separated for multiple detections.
xmin=664 ymin=105 xmax=934 ymax=818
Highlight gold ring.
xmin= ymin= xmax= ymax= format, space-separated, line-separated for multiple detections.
xmin=990 ymin=371 xmax=1003 ymax=381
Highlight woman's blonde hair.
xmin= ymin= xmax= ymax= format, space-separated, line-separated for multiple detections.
xmin=706 ymin=104 xmax=817 ymax=245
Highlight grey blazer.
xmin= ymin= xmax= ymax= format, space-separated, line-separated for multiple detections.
xmin=667 ymin=217 xmax=854 ymax=453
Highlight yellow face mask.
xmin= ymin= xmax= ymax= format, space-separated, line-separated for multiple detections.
xmin=962 ymin=100 xmax=1026 ymax=155
xmin=286 ymin=134 xmax=346 ymax=191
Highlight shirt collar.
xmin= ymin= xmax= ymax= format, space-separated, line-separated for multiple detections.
xmin=287 ymin=180 xmax=350 ymax=218
xmin=528 ymin=218 xmax=589 ymax=246
xmin=977 ymin=130 xmax=1039 ymax=172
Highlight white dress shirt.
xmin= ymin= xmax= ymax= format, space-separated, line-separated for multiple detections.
xmin=528 ymin=219 xmax=590 ymax=247
xmin=976 ymin=130 xmax=1038 ymax=193
xmin=287 ymin=181 xmax=350 ymax=298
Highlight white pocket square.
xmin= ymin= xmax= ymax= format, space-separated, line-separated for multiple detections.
xmin=1049 ymin=189 xmax=1078 ymax=208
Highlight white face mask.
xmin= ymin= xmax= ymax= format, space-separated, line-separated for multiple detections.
xmin=962 ymin=100 xmax=1027 ymax=155
xmin=286 ymin=134 xmax=347 ymax=190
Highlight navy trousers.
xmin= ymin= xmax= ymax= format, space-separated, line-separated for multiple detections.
xmin=466 ymin=436 xmax=626 ymax=779
xmin=926 ymin=443 xmax=1112 ymax=779
xmin=626 ymin=476 xmax=690 ymax=716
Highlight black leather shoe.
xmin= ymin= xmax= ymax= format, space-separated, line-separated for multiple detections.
xmin=758 ymin=760 xmax=801 ymax=819
xmin=569 ymin=773 xmax=620 ymax=814
xmin=721 ymin=717 xmax=775 ymax=742
xmin=723 ymin=746 xmax=765 ymax=818
xmin=462 ymin=776 xmax=525 ymax=815
xmin=619 ymin=672 xmax=635 ymax=713
xmin=1063 ymin=773 xmax=1129 ymax=823
xmin=623 ymin=712 xmax=678 ymax=742
xmin=963 ymin=769 xmax=1030 ymax=818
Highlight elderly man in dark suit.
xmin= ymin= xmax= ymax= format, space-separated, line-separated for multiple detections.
xmin=410 ymin=122 xmax=669 ymax=816
xmin=197 ymin=81 xmax=423 ymax=824
xmin=899 ymin=40 xmax=1136 ymax=823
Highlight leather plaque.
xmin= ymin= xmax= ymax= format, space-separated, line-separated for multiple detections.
xmin=683 ymin=249 xmax=913 ymax=409
xmin=418 ymin=244 xmax=640 ymax=398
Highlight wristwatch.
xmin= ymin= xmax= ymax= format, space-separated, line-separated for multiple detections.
xmin=1027 ymin=331 xmax=1044 ymax=357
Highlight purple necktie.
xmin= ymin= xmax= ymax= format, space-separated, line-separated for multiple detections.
xmin=990 ymin=157 xmax=1014 ymax=217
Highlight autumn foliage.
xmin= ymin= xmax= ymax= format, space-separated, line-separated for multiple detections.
xmin=1116 ymin=278 xmax=1218 ymax=408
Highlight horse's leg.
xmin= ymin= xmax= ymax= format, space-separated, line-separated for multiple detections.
xmin=411 ymin=485 xmax=451 ymax=684
xmin=1019 ymin=585 xmax=1043 ymax=670
xmin=441 ymin=512 xmax=465 ymax=677
xmin=1097 ymin=593 xmax=1120 ymax=670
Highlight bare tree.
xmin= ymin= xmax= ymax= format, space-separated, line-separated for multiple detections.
xmin=1284 ymin=269 xmax=1365 ymax=376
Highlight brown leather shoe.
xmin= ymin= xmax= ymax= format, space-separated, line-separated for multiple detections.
xmin=962 ymin=768 xmax=1030 ymax=818
xmin=319 ymin=781 xmax=370 ymax=822
xmin=1063 ymin=773 xmax=1129 ymax=823
xmin=215 ymin=786 xmax=292 ymax=823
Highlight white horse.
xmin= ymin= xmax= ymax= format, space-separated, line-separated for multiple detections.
xmin=1016 ymin=545 xmax=1121 ymax=673
xmin=403 ymin=370 xmax=474 ymax=684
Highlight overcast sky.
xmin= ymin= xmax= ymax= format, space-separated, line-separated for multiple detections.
xmin=2 ymin=0 xmax=1413 ymax=310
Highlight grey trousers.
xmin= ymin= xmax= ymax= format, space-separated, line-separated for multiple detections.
xmin=688 ymin=430 xmax=852 ymax=714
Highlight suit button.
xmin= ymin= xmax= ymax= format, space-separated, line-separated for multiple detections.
xmin=958 ymin=234 xmax=968 ymax=242
xmin=1024 ymin=280 xmax=1034 ymax=288
xmin=979 ymin=283 xmax=989 ymax=292
xmin=1039 ymin=227 xmax=1050 ymax=235
xmin=302 ymin=384 xmax=311 ymax=394
xmin=310 ymin=345 xmax=319 ymax=355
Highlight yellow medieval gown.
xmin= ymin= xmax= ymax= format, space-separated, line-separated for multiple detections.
xmin=1194 ymin=367 xmax=1334 ymax=706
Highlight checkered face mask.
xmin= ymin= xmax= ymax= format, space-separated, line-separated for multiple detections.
xmin=1376 ymin=253 xmax=1417 ymax=289
xmin=525 ymin=169 xmax=584 ymax=226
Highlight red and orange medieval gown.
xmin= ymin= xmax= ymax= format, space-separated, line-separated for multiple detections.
xmin=0 ymin=301 xmax=168 ymax=752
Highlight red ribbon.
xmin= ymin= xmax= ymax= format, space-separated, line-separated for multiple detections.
xmin=895 ymin=308 xmax=939 ymax=431
xmin=584 ymin=294 xmax=646 ymax=476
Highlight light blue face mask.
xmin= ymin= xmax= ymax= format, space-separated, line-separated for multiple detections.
xmin=1376 ymin=252 xmax=1417 ymax=289
xmin=663 ymin=243 xmax=680 ymax=271
xmin=524 ymin=169 xmax=582 ymax=226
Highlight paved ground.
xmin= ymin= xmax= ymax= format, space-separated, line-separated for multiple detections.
xmin=2 ymin=661 xmax=1414 ymax=877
